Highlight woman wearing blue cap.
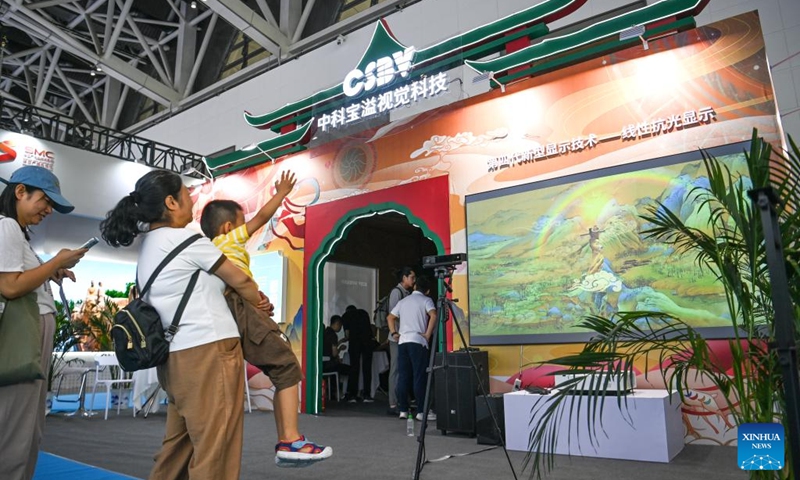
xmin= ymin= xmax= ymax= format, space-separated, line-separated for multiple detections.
xmin=0 ymin=166 xmax=87 ymax=480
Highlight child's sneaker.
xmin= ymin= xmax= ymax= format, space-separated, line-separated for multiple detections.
xmin=275 ymin=436 xmax=333 ymax=467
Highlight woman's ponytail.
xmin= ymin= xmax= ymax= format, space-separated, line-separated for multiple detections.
xmin=100 ymin=170 xmax=182 ymax=247
xmin=100 ymin=194 xmax=142 ymax=247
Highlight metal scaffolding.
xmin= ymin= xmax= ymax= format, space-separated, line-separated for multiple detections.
xmin=0 ymin=97 xmax=206 ymax=178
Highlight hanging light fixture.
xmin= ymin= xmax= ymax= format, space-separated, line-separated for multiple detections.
xmin=190 ymin=1 xmax=197 ymax=8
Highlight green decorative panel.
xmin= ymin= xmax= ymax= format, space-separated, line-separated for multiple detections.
xmin=207 ymin=118 xmax=314 ymax=174
xmin=465 ymin=0 xmax=707 ymax=74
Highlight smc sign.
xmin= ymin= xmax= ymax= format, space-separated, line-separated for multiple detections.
xmin=0 ymin=138 xmax=56 ymax=169
xmin=25 ymin=146 xmax=55 ymax=159
xmin=343 ymin=47 xmax=415 ymax=97
xmin=23 ymin=145 xmax=56 ymax=169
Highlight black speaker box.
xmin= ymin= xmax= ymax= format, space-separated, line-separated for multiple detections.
xmin=475 ymin=393 xmax=505 ymax=445
xmin=433 ymin=350 xmax=489 ymax=436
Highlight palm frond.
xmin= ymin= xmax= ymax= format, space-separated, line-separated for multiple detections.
xmin=525 ymin=129 xmax=798 ymax=480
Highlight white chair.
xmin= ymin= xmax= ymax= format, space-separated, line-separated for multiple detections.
xmin=88 ymin=353 xmax=135 ymax=420
xmin=53 ymin=364 xmax=94 ymax=417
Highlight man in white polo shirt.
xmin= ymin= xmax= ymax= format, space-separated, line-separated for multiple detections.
xmin=387 ymin=276 xmax=437 ymax=421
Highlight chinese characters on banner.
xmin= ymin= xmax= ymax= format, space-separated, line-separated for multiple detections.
xmin=318 ymin=72 xmax=448 ymax=132
xmin=487 ymin=134 xmax=599 ymax=172
xmin=486 ymin=107 xmax=717 ymax=172
xmin=621 ymin=107 xmax=717 ymax=140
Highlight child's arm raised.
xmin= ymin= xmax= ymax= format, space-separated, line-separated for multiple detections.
xmin=245 ymin=170 xmax=297 ymax=236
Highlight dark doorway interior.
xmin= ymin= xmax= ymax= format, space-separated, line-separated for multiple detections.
xmin=327 ymin=212 xmax=438 ymax=299
xmin=324 ymin=212 xmax=438 ymax=413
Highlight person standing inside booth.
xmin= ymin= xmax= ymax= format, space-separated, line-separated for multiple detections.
xmin=386 ymin=267 xmax=415 ymax=415
xmin=387 ymin=275 xmax=437 ymax=421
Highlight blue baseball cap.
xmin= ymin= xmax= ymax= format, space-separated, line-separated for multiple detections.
xmin=0 ymin=166 xmax=75 ymax=214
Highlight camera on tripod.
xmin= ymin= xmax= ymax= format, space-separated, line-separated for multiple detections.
xmin=422 ymin=253 xmax=467 ymax=269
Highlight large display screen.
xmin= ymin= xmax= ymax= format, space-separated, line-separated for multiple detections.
xmin=465 ymin=141 xmax=750 ymax=345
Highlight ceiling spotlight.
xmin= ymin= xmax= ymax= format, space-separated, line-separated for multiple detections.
xmin=90 ymin=70 xmax=96 ymax=76
xmin=96 ymin=65 xmax=102 ymax=72
xmin=190 ymin=1 xmax=197 ymax=8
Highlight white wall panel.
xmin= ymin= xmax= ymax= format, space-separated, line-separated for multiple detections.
xmin=29 ymin=213 xmax=141 ymax=264
xmin=764 ymin=30 xmax=790 ymax=66
xmin=773 ymin=69 xmax=799 ymax=112
xmin=0 ymin=130 xmax=157 ymax=220
xmin=779 ymin=0 xmax=800 ymax=29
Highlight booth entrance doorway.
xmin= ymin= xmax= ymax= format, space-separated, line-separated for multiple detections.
xmin=323 ymin=211 xmax=437 ymax=405
xmin=326 ymin=211 xmax=437 ymax=316
xmin=303 ymin=175 xmax=451 ymax=413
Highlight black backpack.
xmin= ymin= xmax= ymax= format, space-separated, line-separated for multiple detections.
xmin=111 ymin=234 xmax=201 ymax=372
xmin=373 ymin=286 xmax=406 ymax=329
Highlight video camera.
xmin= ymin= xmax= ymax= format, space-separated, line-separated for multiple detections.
xmin=422 ymin=253 xmax=467 ymax=269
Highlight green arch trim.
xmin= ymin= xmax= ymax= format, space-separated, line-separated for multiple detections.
xmin=304 ymin=202 xmax=445 ymax=414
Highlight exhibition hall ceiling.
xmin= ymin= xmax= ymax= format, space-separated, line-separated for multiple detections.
xmin=0 ymin=0 xmax=418 ymax=133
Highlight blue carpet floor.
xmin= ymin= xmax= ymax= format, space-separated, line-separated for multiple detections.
xmin=33 ymin=452 xmax=139 ymax=479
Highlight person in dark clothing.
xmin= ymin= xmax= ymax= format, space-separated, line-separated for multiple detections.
xmin=322 ymin=315 xmax=348 ymax=375
xmin=342 ymin=306 xmax=375 ymax=403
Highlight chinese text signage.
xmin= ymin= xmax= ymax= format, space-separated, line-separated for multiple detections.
xmin=487 ymin=106 xmax=717 ymax=172
xmin=318 ymin=72 xmax=448 ymax=132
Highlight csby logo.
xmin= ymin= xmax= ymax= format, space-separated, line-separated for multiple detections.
xmin=738 ymin=423 xmax=784 ymax=471
xmin=343 ymin=47 xmax=415 ymax=97
xmin=0 ymin=140 xmax=17 ymax=163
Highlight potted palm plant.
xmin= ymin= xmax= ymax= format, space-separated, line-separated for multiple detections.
xmin=525 ymin=130 xmax=798 ymax=480
xmin=80 ymin=298 xmax=119 ymax=352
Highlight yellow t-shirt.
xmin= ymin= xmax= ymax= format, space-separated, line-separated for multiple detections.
xmin=212 ymin=224 xmax=253 ymax=278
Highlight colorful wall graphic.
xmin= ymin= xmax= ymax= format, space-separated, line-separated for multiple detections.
xmin=191 ymin=12 xmax=779 ymax=444
xmin=466 ymin=143 xmax=750 ymax=345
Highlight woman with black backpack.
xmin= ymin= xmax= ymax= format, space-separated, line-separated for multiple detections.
xmin=101 ymin=170 xmax=266 ymax=480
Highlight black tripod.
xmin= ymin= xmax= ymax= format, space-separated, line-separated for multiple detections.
xmin=413 ymin=265 xmax=518 ymax=480
xmin=748 ymin=187 xmax=800 ymax=478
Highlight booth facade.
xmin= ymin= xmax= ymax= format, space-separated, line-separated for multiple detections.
xmin=188 ymin=4 xmax=783 ymax=449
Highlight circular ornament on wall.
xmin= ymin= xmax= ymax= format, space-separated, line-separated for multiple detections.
xmin=332 ymin=141 xmax=377 ymax=188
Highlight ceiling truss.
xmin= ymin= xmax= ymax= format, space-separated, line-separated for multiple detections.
xmin=0 ymin=0 xmax=418 ymax=142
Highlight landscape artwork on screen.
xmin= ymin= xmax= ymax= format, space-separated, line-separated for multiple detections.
xmin=466 ymin=141 xmax=750 ymax=345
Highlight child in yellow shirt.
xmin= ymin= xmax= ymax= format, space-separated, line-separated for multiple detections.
xmin=200 ymin=171 xmax=332 ymax=467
